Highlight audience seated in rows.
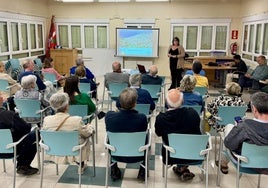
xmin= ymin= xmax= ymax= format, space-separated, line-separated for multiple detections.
xmin=206 ymin=82 xmax=245 ymax=132
xmin=239 ymin=55 xmax=268 ymax=92
xmin=104 ymin=62 xmax=129 ymax=89
xmin=70 ymin=58 xmax=95 ymax=80
xmin=154 ymin=89 xmax=201 ymax=181
xmin=105 ymin=88 xmax=148 ymax=181
xmin=116 ymin=73 xmax=155 ymax=112
xmin=0 ymin=94 xmax=38 ymax=175
xmin=0 ymin=61 xmax=21 ymax=95
xmin=179 ymin=75 xmax=203 ymax=107
xmin=141 ymin=65 xmax=162 ymax=85
xmin=225 ymin=54 xmax=247 ymax=87
xmin=191 ymin=60 xmax=209 ymax=88
xmin=42 ymin=57 xmax=66 ymax=87
xmin=42 ymin=93 xmax=94 ymax=174
xmin=223 ymin=92 xmax=268 ymax=175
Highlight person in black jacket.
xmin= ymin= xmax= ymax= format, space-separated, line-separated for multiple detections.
xmin=155 ymin=89 xmax=201 ymax=181
xmin=0 ymin=95 xmax=38 ymax=175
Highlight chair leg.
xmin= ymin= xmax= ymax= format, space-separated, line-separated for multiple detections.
xmin=257 ymin=175 xmax=261 ymax=188
xmin=105 ymin=151 xmax=110 ymax=188
xmin=3 ymin=159 xmax=6 ymax=172
xmin=35 ymin=127 xmax=41 ymax=173
xmin=91 ymin=133 xmax=96 ymax=177
xmin=13 ymin=149 xmax=17 ymax=188
xmin=94 ymin=112 xmax=98 ymax=144
xmin=40 ymin=149 xmax=44 ymax=188
xmin=216 ymin=135 xmax=223 ymax=186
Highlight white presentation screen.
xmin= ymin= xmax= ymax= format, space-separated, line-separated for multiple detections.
xmin=116 ymin=28 xmax=160 ymax=58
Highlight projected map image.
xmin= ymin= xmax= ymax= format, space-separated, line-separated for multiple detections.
xmin=118 ymin=29 xmax=153 ymax=57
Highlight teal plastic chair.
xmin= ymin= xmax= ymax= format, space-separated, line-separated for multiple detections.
xmin=182 ymin=105 xmax=202 ymax=114
xmin=69 ymin=104 xmax=98 ymax=144
xmin=162 ymin=133 xmax=212 ymax=188
xmin=141 ymin=84 xmax=161 ymax=101
xmin=0 ymin=129 xmax=34 ymax=188
xmin=43 ymin=72 xmax=57 ymax=88
xmin=104 ymin=129 xmax=152 ymax=188
xmin=79 ymin=82 xmax=92 ymax=96
xmin=34 ymin=58 xmax=43 ymax=76
xmin=135 ymin=104 xmax=152 ymax=128
xmin=5 ymin=59 xmax=21 ymax=80
xmin=107 ymin=83 xmax=128 ymax=110
xmin=215 ymin=105 xmax=247 ymax=186
xmin=39 ymin=130 xmax=95 ymax=188
xmin=227 ymin=143 xmax=268 ymax=188
xmin=194 ymin=86 xmax=208 ymax=97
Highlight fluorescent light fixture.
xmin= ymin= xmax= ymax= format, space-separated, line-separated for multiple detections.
xmin=136 ymin=0 xmax=169 ymax=1
xmin=98 ymin=0 xmax=130 ymax=2
xmin=59 ymin=0 xmax=94 ymax=2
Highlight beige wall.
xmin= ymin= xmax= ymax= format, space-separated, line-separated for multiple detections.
xmin=1 ymin=0 xmax=268 ymax=75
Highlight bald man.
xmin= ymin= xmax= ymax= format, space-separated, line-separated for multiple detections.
xmin=104 ymin=62 xmax=130 ymax=89
xmin=154 ymin=89 xmax=201 ymax=181
xmin=141 ymin=65 xmax=163 ymax=85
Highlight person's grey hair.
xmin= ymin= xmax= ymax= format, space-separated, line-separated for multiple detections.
xmin=250 ymin=92 xmax=268 ymax=114
xmin=119 ymin=88 xmax=137 ymax=110
xmin=149 ymin=65 xmax=158 ymax=76
xmin=226 ymin=82 xmax=241 ymax=96
xmin=49 ymin=92 xmax=70 ymax=112
xmin=75 ymin=58 xmax=84 ymax=66
xmin=166 ymin=90 xmax=184 ymax=108
xmin=129 ymin=73 xmax=142 ymax=87
xmin=21 ymin=75 xmax=36 ymax=89
xmin=180 ymin=75 xmax=196 ymax=92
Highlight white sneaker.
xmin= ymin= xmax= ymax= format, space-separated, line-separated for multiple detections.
xmin=78 ymin=163 xmax=87 ymax=174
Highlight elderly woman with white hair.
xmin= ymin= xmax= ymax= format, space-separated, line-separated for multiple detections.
xmin=42 ymin=92 xmax=94 ymax=174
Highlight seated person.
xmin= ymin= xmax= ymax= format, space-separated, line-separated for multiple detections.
xmin=105 ymin=88 xmax=148 ymax=181
xmin=75 ymin=65 xmax=97 ymax=99
xmin=64 ymin=76 xmax=96 ymax=116
xmin=155 ymin=89 xmax=201 ymax=181
xmin=185 ymin=60 xmax=206 ymax=77
xmin=15 ymin=75 xmax=49 ymax=122
xmin=19 ymin=59 xmax=46 ymax=92
xmin=42 ymin=57 xmax=66 ymax=87
xmin=104 ymin=61 xmax=129 ymax=89
xmin=0 ymin=94 xmax=38 ymax=175
xmin=225 ymin=54 xmax=248 ymax=86
xmin=42 ymin=93 xmax=94 ymax=174
xmin=70 ymin=58 xmax=95 ymax=80
xmin=141 ymin=65 xmax=163 ymax=85
xmin=179 ymin=75 xmax=203 ymax=107
xmin=116 ymin=73 xmax=155 ymax=112
xmin=191 ymin=60 xmax=209 ymax=88
xmin=222 ymin=92 xmax=268 ymax=175
xmin=239 ymin=55 xmax=268 ymax=92
xmin=206 ymin=82 xmax=245 ymax=130
xmin=0 ymin=61 xmax=21 ymax=95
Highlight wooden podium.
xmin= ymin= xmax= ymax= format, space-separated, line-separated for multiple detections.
xmin=50 ymin=49 xmax=78 ymax=75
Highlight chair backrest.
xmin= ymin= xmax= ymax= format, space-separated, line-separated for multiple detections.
xmin=14 ymin=98 xmax=41 ymax=118
xmin=240 ymin=142 xmax=268 ymax=168
xmin=0 ymin=129 xmax=14 ymax=154
xmin=135 ymin=104 xmax=150 ymax=116
xmin=34 ymin=58 xmax=43 ymax=70
xmin=194 ymin=87 xmax=208 ymax=96
xmin=107 ymin=131 xmax=147 ymax=157
xmin=9 ymin=59 xmax=20 ymax=71
xmin=217 ymin=106 xmax=247 ymax=126
xmin=141 ymin=84 xmax=161 ymax=100
xmin=43 ymin=72 xmax=57 ymax=83
xmin=79 ymin=82 xmax=91 ymax=94
xmin=168 ymin=133 xmax=209 ymax=160
xmin=69 ymin=105 xmax=88 ymax=117
xmin=182 ymin=105 xmax=202 ymax=114
xmin=0 ymin=79 xmax=9 ymax=93
xmin=108 ymin=83 xmax=128 ymax=99
xmin=40 ymin=130 xmax=79 ymax=156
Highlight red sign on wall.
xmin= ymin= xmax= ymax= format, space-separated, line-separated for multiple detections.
xmin=231 ymin=30 xmax=239 ymax=39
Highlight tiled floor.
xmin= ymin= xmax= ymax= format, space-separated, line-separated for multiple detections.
xmin=1 ymin=76 xmax=267 ymax=188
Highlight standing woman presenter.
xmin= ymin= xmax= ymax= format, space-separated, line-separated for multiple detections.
xmin=167 ymin=37 xmax=185 ymax=89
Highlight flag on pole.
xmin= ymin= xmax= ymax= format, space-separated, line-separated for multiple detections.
xmin=46 ymin=15 xmax=57 ymax=57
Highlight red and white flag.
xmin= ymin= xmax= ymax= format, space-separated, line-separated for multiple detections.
xmin=46 ymin=15 xmax=57 ymax=57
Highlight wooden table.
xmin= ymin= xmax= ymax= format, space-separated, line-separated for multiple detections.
xmin=184 ymin=63 xmax=237 ymax=87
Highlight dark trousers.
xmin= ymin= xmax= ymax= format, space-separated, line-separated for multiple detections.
xmin=238 ymin=76 xmax=266 ymax=92
xmin=17 ymin=130 xmax=37 ymax=167
xmin=170 ymin=62 xmax=183 ymax=89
